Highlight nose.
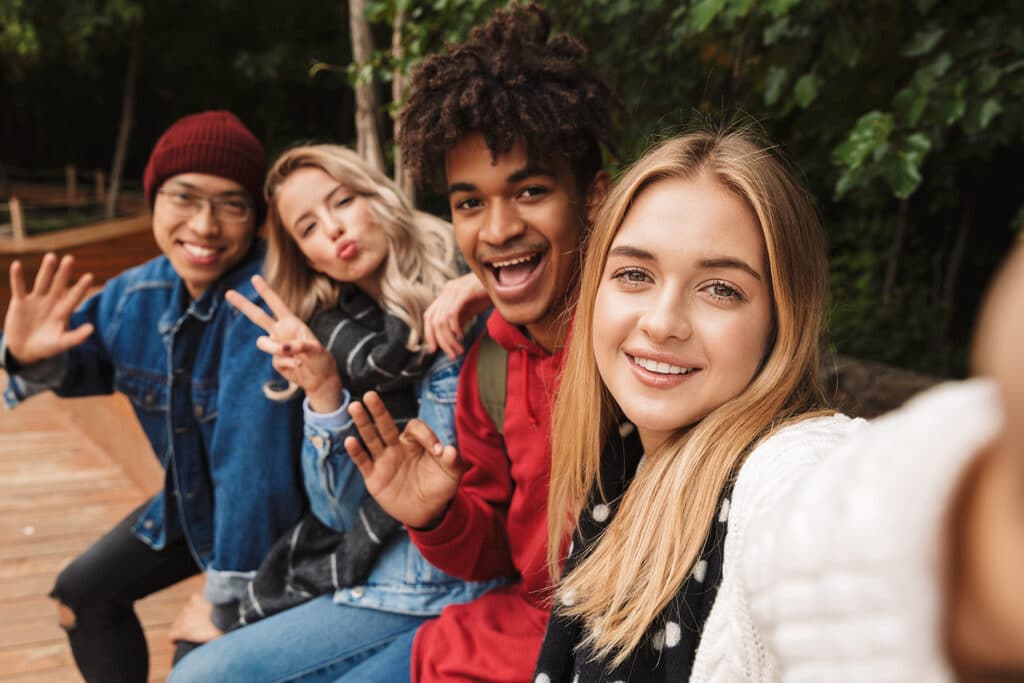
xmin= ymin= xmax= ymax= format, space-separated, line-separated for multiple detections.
xmin=187 ymin=201 xmax=219 ymax=237
xmin=480 ymin=200 xmax=526 ymax=245
xmin=324 ymin=213 xmax=345 ymax=240
xmin=638 ymin=288 xmax=692 ymax=343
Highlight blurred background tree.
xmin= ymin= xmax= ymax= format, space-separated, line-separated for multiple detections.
xmin=1 ymin=0 xmax=1020 ymax=377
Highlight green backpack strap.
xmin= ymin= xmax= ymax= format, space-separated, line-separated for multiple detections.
xmin=476 ymin=331 xmax=508 ymax=436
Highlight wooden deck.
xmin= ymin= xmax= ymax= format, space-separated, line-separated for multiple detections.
xmin=0 ymin=374 xmax=203 ymax=682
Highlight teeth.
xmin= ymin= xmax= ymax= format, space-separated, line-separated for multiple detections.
xmin=491 ymin=255 xmax=535 ymax=268
xmin=633 ymin=355 xmax=692 ymax=375
xmin=182 ymin=243 xmax=218 ymax=257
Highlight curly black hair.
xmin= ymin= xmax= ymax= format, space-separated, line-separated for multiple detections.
xmin=399 ymin=3 xmax=617 ymax=192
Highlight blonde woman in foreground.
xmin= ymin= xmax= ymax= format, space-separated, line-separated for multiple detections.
xmin=534 ymin=130 xmax=1024 ymax=681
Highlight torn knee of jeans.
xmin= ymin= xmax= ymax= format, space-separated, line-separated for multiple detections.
xmin=56 ymin=601 xmax=76 ymax=630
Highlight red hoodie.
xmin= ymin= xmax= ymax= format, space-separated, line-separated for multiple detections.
xmin=409 ymin=311 xmax=565 ymax=682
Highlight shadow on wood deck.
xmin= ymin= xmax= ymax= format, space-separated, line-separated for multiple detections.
xmin=0 ymin=371 xmax=203 ymax=682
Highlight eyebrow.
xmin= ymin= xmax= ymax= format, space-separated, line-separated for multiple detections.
xmin=607 ymin=246 xmax=763 ymax=281
xmin=169 ymin=181 xmax=249 ymax=198
xmin=446 ymin=165 xmax=556 ymax=196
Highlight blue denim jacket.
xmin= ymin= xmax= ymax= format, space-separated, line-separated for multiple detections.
xmin=1 ymin=244 xmax=305 ymax=606
xmin=302 ymin=351 xmax=503 ymax=615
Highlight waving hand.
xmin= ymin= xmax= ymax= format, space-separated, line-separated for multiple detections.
xmin=345 ymin=391 xmax=466 ymax=530
xmin=4 ymin=253 xmax=95 ymax=365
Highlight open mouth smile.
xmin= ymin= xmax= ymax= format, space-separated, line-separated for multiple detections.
xmin=485 ymin=252 xmax=543 ymax=288
xmin=179 ymin=241 xmax=224 ymax=261
xmin=628 ymin=353 xmax=699 ymax=376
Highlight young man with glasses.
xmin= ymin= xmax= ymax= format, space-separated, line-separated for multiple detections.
xmin=0 ymin=110 xmax=305 ymax=682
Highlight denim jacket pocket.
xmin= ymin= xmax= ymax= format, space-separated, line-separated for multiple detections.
xmin=115 ymin=369 xmax=169 ymax=460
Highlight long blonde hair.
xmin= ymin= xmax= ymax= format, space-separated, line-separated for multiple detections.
xmin=547 ymin=130 xmax=831 ymax=664
xmin=263 ymin=144 xmax=457 ymax=350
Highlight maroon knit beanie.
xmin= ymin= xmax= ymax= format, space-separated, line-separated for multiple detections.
xmin=143 ymin=110 xmax=267 ymax=222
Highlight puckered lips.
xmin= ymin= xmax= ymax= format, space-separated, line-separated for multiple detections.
xmin=177 ymin=239 xmax=227 ymax=266
xmin=335 ymin=239 xmax=359 ymax=261
xmin=480 ymin=247 xmax=547 ymax=301
xmin=625 ymin=349 xmax=702 ymax=388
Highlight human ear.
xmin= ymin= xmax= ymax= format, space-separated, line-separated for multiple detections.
xmin=584 ymin=170 xmax=611 ymax=225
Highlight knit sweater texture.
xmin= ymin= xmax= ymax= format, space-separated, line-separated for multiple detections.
xmin=691 ymin=379 xmax=1000 ymax=681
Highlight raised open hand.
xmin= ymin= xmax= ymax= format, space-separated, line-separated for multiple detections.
xmin=225 ymin=275 xmax=342 ymax=412
xmin=4 ymin=253 xmax=95 ymax=365
xmin=345 ymin=391 xmax=466 ymax=530
xmin=423 ymin=272 xmax=491 ymax=359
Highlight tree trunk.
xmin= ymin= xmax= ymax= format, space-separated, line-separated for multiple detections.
xmin=391 ymin=6 xmax=415 ymax=201
xmin=105 ymin=26 xmax=141 ymax=219
xmin=349 ymin=0 xmax=386 ymax=173
xmin=882 ymin=198 xmax=909 ymax=304
xmin=942 ymin=193 xmax=972 ymax=314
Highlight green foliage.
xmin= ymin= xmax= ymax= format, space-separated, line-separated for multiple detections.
xmin=0 ymin=0 xmax=41 ymax=67
xmin=3 ymin=0 xmax=1021 ymax=377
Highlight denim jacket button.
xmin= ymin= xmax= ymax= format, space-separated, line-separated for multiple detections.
xmin=144 ymin=392 xmax=155 ymax=406
xmin=309 ymin=435 xmax=325 ymax=450
xmin=193 ymin=405 xmax=204 ymax=418
xmin=350 ymin=587 xmax=364 ymax=599
xmin=143 ymin=519 xmax=155 ymax=529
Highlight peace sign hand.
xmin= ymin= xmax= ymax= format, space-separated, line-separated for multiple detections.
xmin=345 ymin=391 xmax=466 ymax=530
xmin=4 ymin=253 xmax=95 ymax=365
xmin=225 ymin=275 xmax=343 ymax=412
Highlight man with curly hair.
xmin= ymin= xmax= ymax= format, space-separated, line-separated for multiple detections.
xmin=346 ymin=4 xmax=618 ymax=681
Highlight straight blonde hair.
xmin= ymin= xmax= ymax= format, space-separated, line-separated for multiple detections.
xmin=547 ymin=130 xmax=831 ymax=665
xmin=263 ymin=144 xmax=457 ymax=349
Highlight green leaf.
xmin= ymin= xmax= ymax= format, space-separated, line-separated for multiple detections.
xmin=794 ymin=73 xmax=819 ymax=108
xmin=763 ymin=0 xmax=802 ymax=19
xmin=975 ymin=64 xmax=1001 ymax=93
xmin=902 ymin=27 xmax=944 ymax=58
xmin=893 ymin=87 xmax=927 ymax=127
xmin=764 ymin=65 xmax=788 ymax=106
xmin=934 ymin=90 xmax=967 ymax=126
xmin=915 ymin=52 xmax=953 ymax=86
xmin=882 ymin=134 xmax=931 ymax=199
xmin=833 ymin=111 xmax=895 ymax=198
xmin=977 ymin=98 xmax=1003 ymax=130
xmin=688 ymin=0 xmax=728 ymax=32
xmin=763 ymin=16 xmax=790 ymax=46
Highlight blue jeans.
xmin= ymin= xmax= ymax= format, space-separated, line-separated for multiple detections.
xmin=168 ymin=595 xmax=424 ymax=683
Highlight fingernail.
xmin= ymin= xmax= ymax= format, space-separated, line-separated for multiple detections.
xmin=433 ymin=443 xmax=442 ymax=454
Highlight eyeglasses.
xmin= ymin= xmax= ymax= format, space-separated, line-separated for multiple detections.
xmin=156 ymin=188 xmax=253 ymax=223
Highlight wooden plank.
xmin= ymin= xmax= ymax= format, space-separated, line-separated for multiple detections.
xmin=0 ymin=217 xmax=161 ymax=321
xmin=0 ymin=639 xmax=74 ymax=681
xmin=0 ymin=370 xmax=199 ymax=683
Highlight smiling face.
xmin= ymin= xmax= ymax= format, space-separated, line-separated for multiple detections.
xmin=273 ymin=166 xmax=389 ymax=299
xmin=152 ymin=173 xmax=256 ymax=300
xmin=446 ymin=134 xmax=594 ymax=351
xmin=592 ymin=174 xmax=775 ymax=453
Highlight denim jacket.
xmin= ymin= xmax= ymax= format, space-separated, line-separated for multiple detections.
xmin=302 ymin=351 xmax=504 ymax=615
xmin=1 ymin=244 xmax=305 ymax=606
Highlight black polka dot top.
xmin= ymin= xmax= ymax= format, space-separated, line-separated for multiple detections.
xmin=533 ymin=422 xmax=732 ymax=682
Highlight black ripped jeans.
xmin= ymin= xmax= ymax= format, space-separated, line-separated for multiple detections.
xmin=50 ymin=501 xmax=201 ymax=683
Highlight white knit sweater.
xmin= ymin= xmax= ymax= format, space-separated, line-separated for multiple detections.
xmin=690 ymin=379 xmax=1002 ymax=682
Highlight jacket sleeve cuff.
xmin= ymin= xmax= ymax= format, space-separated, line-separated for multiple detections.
xmin=302 ymin=388 xmax=352 ymax=430
xmin=409 ymin=493 xmax=471 ymax=549
xmin=1 ymin=336 xmax=68 ymax=406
